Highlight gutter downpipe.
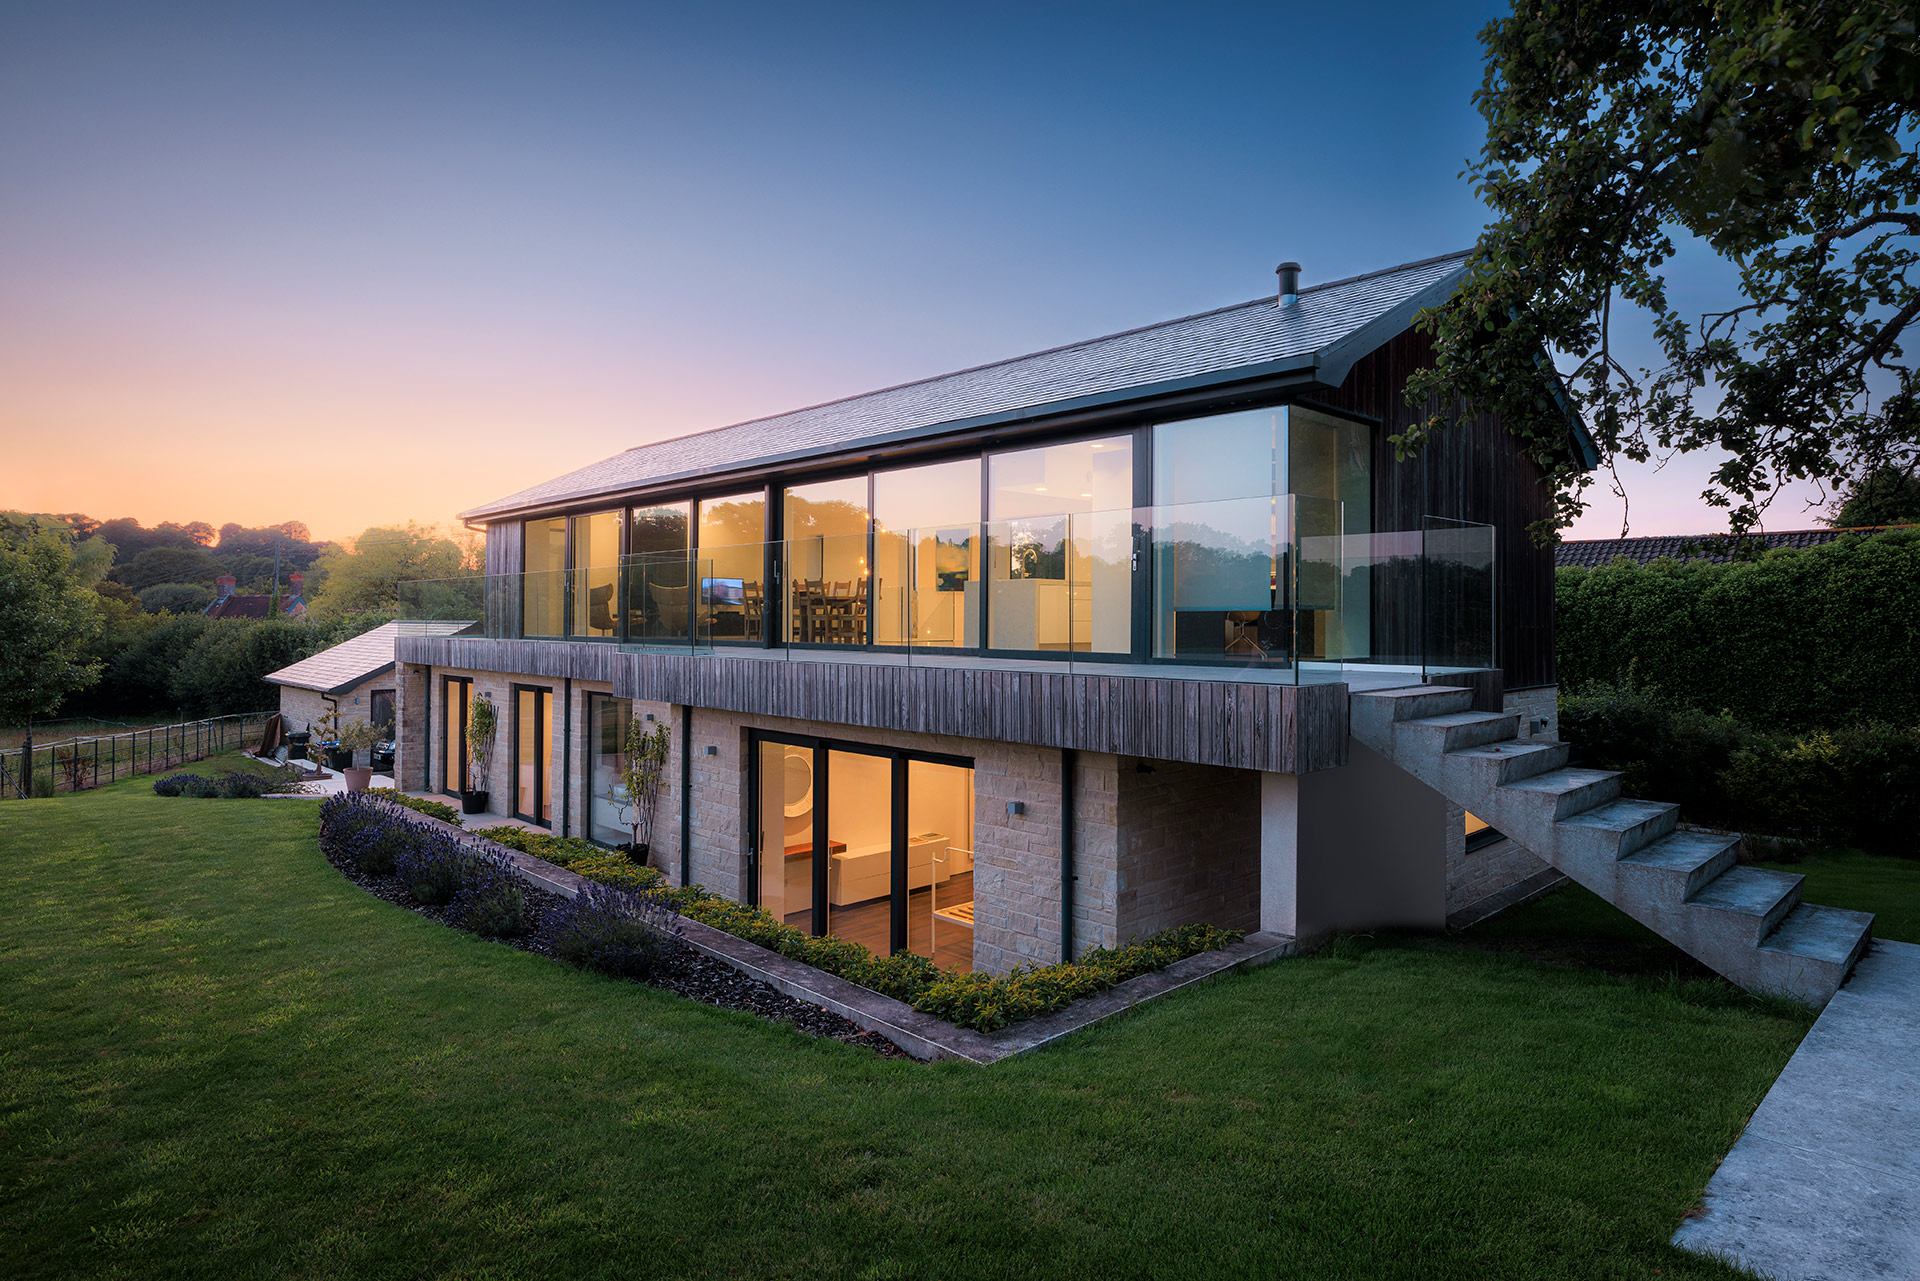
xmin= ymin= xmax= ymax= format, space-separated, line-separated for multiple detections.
xmin=679 ymin=707 xmax=692 ymax=887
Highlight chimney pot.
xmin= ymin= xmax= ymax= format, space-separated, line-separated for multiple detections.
xmin=1276 ymin=261 xmax=1301 ymax=307
xmin=215 ymin=576 xmax=237 ymax=600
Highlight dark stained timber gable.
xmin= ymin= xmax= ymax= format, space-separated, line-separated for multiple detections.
xmin=1306 ymin=326 xmax=1560 ymax=691
xmin=393 ymin=636 xmax=1349 ymax=773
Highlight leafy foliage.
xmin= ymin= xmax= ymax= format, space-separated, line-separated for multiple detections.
xmin=155 ymin=767 xmax=305 ymax=799
xmin=450 ymin=860 xmax=531 ymax=938
xmin=1562 ymin=679 xmax=1920 ymax=853
xmin=465 ymin=692 xmax=498 ymax=793
xmin=477 ymin=825 xmax=665 ymax=893
xmin=1410 ymin=3 xmax=1920 ymax=536
xmin=364 ymin=788 xmax=463 ymax=826
xmin=0 ymin=518 xmax=106 ymax=725
xmin=1555 ymin=528 xmax=1920 ymax=729
xmin=1830 ymin=464 xmax=1920 ymax=527
xmin=306 ymin=522 xmax=477 ymax=621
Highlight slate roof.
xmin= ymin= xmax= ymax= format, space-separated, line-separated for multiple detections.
xmin=462 ymin=251 xmax=1484 ymax=522
xmin=264 ymin=620 xmax=472 ymax=695
xmin=1555 ymin=526 xmax=1915 ymax=569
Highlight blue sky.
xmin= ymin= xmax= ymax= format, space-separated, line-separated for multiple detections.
xmin=0 ymin=1 xmax=1828 ymax=538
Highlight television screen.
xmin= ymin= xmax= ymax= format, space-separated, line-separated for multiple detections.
xmin=702 ymin=576 xmax=745 ymax=605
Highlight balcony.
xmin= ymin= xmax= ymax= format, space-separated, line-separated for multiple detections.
xmin=399 ymin=498 xmax=1493 ymax=691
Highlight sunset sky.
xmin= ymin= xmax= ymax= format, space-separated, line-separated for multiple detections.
xmin=1 ymin=1 xmax=1834 ymax=543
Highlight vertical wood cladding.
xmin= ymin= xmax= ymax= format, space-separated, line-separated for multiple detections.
xmin=1307 ymin=327 xmax=1559 ymax=689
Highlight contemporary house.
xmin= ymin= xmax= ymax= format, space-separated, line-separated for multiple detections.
xmin=390 ymin=252 xmax=1873 ymax=1002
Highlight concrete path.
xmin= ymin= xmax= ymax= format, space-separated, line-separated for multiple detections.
xmin=1674 ymin=939 xmax=1920 ymax=1280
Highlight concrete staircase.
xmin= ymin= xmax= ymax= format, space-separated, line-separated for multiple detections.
xmin=1352 ymin=685 xmax=1874 ymax=1007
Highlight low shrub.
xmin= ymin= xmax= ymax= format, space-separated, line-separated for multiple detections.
xmin=154 ymin=766 xmax=304 ymax=799
xmin=545 ymin=885 xmax=683 ymax=979
xmin=913 ymin=924 xmax=1246 ymax=1032
xmin=450 ymin=859 xmax=531 ymax=938
xmin=364 ymin=788 xmax=462 ymax=826
xmin=479 ymin=826 xmax=666 ymax=892
xmin=318 ymin=792 xmax=401 ymax=870
xmin=392 ymin=828 xmax=494 ymax=906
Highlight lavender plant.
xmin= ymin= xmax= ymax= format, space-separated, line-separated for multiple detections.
xmin=544 ymin=886 xmax=683 ymax=980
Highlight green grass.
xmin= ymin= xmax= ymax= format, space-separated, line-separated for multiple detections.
xmin=1 ymin=775 xmax=1815 ymax=1279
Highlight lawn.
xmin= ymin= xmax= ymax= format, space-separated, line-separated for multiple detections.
xmin=0 ymin=772 xmax=1819 ymax=1280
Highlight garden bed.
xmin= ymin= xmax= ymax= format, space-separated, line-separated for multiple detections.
xmin=335 ymin=792 xmax=1290 ymax=1062
xmin=317 ymin=815 xmax=909 ymax=1058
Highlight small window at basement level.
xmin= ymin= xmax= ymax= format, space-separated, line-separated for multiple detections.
xmin=1465 ymin=810 xmax=1505 ymax=852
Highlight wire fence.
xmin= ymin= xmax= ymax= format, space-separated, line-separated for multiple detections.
xmin=0 ymin=713 xmax=274 ymax=800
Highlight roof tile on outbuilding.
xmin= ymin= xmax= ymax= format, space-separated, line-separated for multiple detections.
xmin=264 ymin=620 xmax=473 ymax=696
xmin=461 ymin=252 xmax=1490 ymax=522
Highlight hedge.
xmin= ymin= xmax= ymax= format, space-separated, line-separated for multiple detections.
xmin=1561 ymin=680 xmax=1920 ymax=855
xmin=1556 ymin=528 xmax=1920 ymax=731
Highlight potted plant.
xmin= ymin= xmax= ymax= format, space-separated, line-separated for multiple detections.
xmin=613 ymin=715 xmax=671 ymax=865
xmin=334 ymin=718 xmax=383 ymax=790
xmin=462 ymin=692 xmax=498 ymax=815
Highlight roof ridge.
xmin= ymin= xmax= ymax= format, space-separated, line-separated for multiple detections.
xmin=623 ymin=249 xmax=1474 ymax=456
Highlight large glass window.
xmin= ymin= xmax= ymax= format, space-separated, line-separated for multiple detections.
xmin=987 ymin=435 xmax=1132 ymax=652
xmin=570 ymin=510 xmax=621 ymax=639
xmin=697 ymin=491 xmax=766 ymax=641
xmin=627 ymin=502 xmax=691 ymax=642
xmin=873 ymin=457 xmax=981 ymax=648
xmin=1150 ymin=404 xmax=1370 ymax=663
xmin=784 ymin=477 xmax=869 ymax=645
xmin=587 ymin=695 xmax=633 ymax=846
xmin=523 ymin=517 xmax=567 ymax=637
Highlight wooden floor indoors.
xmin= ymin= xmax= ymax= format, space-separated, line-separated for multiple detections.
xmin=785 ymin=871 xmax=976 ymax=972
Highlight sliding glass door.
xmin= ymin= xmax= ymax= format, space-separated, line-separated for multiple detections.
xmin=513 ymin=684 xmax=553 ymax=826
xmin=748 ymin=731 xmax=975 ymax=971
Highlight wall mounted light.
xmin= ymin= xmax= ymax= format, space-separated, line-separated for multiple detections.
xmin=703 ymin=745 xmax=718 ymax=756
xmin=1007 ymin=801 xmax=1025 ymax=817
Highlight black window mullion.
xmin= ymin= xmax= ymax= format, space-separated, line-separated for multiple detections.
xmin=890 ymin=754 xmax=908 ymax=955
xmin=811 ymin=743 xmax=829 ymax=937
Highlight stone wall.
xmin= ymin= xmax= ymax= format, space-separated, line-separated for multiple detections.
xmin=395 ymin=662 xmax=428 ymax=790
xmin=278 ymin=675 xmax=397 ymax=761
xmin=1506 ymin=684 xmax=1560 ymax=742
xmin=1113 ymin=757 xmax=1261 ymax=940
xmin=276 ymin=686 xmax=331 ymax=738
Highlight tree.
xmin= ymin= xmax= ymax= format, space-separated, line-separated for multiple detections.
xmin=1829 ymin=465 xmax=1920 ymax=527
xmin=1408 ymin=3 xmax=1920 ymax=537
xmin=613 ymin=715 xmax=671 ymax=860
xmin=0 ymin=519 xmax=106 ymax=744
xmin=113 ymin=546 xmax=227 ymax=591
xmin=137 ymin=582 xmax=216 ymax=615
xmin=306 ymin=523 xmax=476 ymax=620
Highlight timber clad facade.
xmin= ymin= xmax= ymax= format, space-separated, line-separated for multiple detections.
xmin=394 ymin=253 xmax=1591 ymax=971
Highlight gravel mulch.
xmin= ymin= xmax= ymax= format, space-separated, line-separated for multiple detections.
xmin=321 ymin=844 xmax=911 ymax=1059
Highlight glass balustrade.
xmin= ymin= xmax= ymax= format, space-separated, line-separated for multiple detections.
xmin=394 ymin=501 xmax=1495 ymax=685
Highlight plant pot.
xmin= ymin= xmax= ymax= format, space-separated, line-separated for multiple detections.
xmin=342 ymin=767 xmax=375 ymax=791
xmin=324 ymin=746 xmax=353 ymax=771
xmin=621 ymin=842 xmax=651 ymax=867
xmin=460 ymin=790 xmax=490 ymax=815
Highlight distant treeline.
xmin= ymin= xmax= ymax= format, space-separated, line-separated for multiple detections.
xmin=33 ymin=514 xmax=339 ymax=615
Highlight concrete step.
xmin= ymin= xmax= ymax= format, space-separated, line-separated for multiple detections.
xmin=1398 ymin=710 xmax=1521 ymax=753
xmin=1497 ymin=766 xmax=1622 ymax=821
xmin=1443 ymin=739 xmax=1570 ymax=785
xmin=1351 ymin=685 xmax=1475 ymax=750
xmin=1751 ymin=903 xmax=1877 ymax=1005
xmin=1760 ymin=902 xmax=1876 ymax=966
xmin=1688 ymin=866 xmax=1804 ymax=947
xmin=1556 ymin=798 xmax=1683 ymax=863
xmin=1620 ymin=830 xmax=1743 ymax=899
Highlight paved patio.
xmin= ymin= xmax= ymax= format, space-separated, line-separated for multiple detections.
xmin=1673 ymin=939 xmax=1920 ymax=1280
